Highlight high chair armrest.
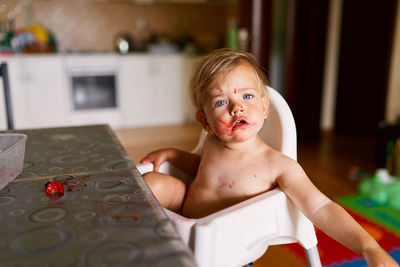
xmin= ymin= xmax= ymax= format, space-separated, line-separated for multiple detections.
xmin=136 ymin=162 xmax=154 ymax=174
xmin=196 ymin=189 xmax=317 ymax=246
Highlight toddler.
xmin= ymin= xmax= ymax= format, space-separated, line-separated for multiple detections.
xmin=141 ymin=48 xmax=398 ymax=267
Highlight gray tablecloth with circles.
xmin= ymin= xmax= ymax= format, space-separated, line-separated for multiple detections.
xmin=0 ymin=125 xmax=196 ymax=266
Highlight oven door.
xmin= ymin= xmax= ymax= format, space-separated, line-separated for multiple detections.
xmin=71 ymin=71 xmax=117 ymax=110
xmin=66 ymin=56 xmax=122 ymax=128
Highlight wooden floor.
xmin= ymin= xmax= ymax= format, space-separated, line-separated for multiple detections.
xmin=114 ymin=123 xmax=377 ymax=267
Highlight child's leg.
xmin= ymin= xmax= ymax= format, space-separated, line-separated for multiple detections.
xmin=143 ymin=171 xmax=187 ymax=213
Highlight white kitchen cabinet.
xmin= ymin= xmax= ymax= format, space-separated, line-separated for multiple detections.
xmin=119 ymin=54 xmax=196 ymax=128
xmin=0 ymin=58 xmax=10 ymax=131
xmin=119 ymin=54 xmax=153 ymax=127
xmin=150 ymin=54 xmax=197 ymax=124
xmin=2 ymin=53 xmax=196 ymax=130
xmin=7 ymin=55 xmax=69 ymax=129
xmin=0 ymin=86 xmax=6 ymax=131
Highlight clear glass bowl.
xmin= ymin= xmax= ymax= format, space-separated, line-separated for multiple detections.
xmin=0 ymin=134 xmax=28 ymax=190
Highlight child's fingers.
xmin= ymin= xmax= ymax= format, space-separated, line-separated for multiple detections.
xmin=153 ymin=160 xmax=161 ymax=172
xmin=140 ymin=154 xmax=157 ymax=164
xmin=140 ymin=152 xmax=167 ymax=171
xmin=153 ymin=165 xmax=159 ymax=172
xmin=139 ymin=157 xmax=160 ymax=171
xmin=140 ymin=158 xmax=151 ymax=164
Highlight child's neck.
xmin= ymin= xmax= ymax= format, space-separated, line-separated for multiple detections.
xmin=217 ymin=134 xmax=264 ymax=152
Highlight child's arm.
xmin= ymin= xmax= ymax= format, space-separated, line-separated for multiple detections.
xmin=311 ymin=201 xmax=398 ymax=266
xmin=140 ymin=148 xmax=201 ymax=176
xmin=277 ymin=158 xmax=399 ymax=267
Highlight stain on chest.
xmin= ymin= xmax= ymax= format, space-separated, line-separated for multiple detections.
xmin=218 ymin=176 xmax=235 ymax=189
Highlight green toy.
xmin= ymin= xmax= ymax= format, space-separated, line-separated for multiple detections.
xmin=358 ymin=168 xmax=400 ymax=209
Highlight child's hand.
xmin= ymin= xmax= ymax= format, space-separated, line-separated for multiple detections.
xmin=140 ymin=149 xmax=171 ymax=172
xmin=364 ymin=246 xmax=399 ymax=267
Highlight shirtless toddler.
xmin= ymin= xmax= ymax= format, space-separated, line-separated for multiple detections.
xmin=141 ymin=48 xmax=398 ymax=266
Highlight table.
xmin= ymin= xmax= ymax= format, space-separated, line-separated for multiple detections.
xmin=0 ymin=125 xmax=197 ymax=266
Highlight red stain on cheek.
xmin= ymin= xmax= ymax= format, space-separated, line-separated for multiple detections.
xmin=234 ymin=88 xmax=237 ymax=94
xmin=218 ymin=119 xmax=234 ymax=128
xmin=254 ymin=174 xmax=257 ymax=178
xmin=217 ymin=119 xmax=234 ymax=136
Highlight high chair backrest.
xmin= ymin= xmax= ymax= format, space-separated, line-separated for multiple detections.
xmin=192 ymin=87 xmax=297 ymax=160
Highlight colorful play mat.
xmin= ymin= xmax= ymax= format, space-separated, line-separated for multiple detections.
xmin=284 ymin=195 xmax=400 ymax=266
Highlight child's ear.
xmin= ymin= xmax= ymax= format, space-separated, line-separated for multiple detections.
xmin=195 ymin=111 xmax=211 ymax=132
xmin=263 ymin=96 xmax=269 ymax=119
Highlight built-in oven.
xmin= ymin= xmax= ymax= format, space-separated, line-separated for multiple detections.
xmin=70 ymin=69 xmax=117 ymax=110
xmin=65 ymin=55 xmax=123 ymax=128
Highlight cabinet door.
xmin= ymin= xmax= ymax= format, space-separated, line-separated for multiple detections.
xmin=150 ymin=55 xmax=192 ymax=125
xmin=182 ymin=55 xmax=198 ymax=123
xmin=0 ymin=58 xmax=10 ymax=131
xmin=119 ymin=54 xmax=196 ymax=128
xmin=9 ymin=56 xmax=69 ymax=129
xmin=119 ymin=55 xmax=153 ymax=127
xmin=150 ymin=55 xmax=185 ymax=124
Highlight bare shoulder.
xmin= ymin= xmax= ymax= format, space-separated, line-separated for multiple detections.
xmin=260 ymin=148 xmax=312 ymax=194
xmin=267 ymin=148 xmax=331 ymax=217
xmin=263 ymin=146 xmax=304 ymax=174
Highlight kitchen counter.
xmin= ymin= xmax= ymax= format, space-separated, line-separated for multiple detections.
xmin=0 ymin=53 xmax=198 ymax=131
xmin=0 ymin=51 xmax=198 ymax=57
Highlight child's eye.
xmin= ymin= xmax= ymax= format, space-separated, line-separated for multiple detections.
xmin=215 ymin=100 xmax=227 ymax=107
xmin=243 ymin=93 xmax=254 ymax=100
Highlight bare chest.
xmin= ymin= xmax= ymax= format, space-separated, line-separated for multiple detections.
xmin=192 ymin=157 xmax=276 ymax=198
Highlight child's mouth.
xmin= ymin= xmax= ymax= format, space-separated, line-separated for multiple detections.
xmin=232 ymin=119 xmax=248 ymax=130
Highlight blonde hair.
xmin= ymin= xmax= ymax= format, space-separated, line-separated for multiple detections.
xmin=189 ymin=48 xmax=269 ymax=111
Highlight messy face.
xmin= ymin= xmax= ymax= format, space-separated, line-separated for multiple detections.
xmin=196 ymin=62 xmax=269 ymax=143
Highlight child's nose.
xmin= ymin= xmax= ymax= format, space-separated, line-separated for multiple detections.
xmin=230 ymin=102 xmax=244 ymax=115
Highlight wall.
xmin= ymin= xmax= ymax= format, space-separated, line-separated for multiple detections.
xmin=320 ymin=0 xmax=342 ymax=131
xmin=321 ymin=0 xmax=400 ymax=130
xmin=1 ymin=0 xmax=237 ymax=53
xmin=386 ymin=1 xmax=400 ymax=123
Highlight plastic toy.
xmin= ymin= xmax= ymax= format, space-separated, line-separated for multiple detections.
xmin=358 ymin=168 xmax=400 ymax=209
xmin=0 ymin=134 xmax=27 ymax=190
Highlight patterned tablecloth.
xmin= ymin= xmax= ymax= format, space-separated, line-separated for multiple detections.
xmin=0 ymin=125 xmax=196 ymax=267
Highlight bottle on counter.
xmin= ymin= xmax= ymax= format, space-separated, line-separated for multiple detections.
xmin=226 ymin=19 xmax=238 ymax=49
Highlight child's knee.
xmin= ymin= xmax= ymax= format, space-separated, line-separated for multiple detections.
xmin=142 ymin=172 xmax=186 ymax=212
xmin=143 ymin=172 xmax=164 ymax=192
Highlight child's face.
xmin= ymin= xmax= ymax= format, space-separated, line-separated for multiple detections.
xmin=196 ymin=62 xmax=269 ymax=143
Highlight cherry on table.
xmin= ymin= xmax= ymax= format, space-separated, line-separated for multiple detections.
xmin=45 ymin=181 xmax=65 ymax=195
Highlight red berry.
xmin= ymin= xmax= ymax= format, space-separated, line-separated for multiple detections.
xmin=45 ymin=181 xmax=64 ymax=195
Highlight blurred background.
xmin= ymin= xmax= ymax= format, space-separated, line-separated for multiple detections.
xmin=0 ymin=0 xmax=399 ymax=140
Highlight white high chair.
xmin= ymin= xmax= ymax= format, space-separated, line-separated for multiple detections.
xmin=137 ymin=87 xmax=321 ymax=267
